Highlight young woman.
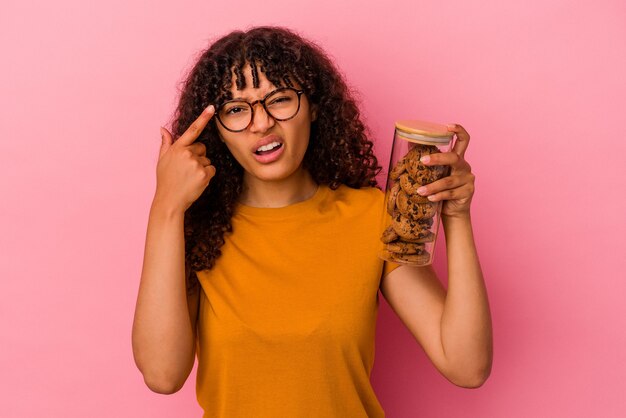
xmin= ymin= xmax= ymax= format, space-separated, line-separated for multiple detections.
xmin=132 ymin=26 xmax=492 ymax=417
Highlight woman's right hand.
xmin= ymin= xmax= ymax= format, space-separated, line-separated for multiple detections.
xmin=154 ymin=105 xmax=217 ymax=213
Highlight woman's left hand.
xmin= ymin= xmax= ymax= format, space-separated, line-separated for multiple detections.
xmin=415 ymin=124 xmax=475 ymax=219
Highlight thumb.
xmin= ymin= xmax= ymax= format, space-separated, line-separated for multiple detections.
xmin=159 ymin=126 xmax=173 ymax=158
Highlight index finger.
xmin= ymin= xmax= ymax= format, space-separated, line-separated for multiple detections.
xmin=447 ymin=123 xmax=470 ymax=158
xmin=175 ymin=104 xmax=216 ymax=147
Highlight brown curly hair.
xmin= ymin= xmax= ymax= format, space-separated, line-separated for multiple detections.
xmin=168 ymin=26 xmax=383 ymax=291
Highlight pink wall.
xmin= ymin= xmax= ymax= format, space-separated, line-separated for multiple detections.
xmin=1 ymin=0 xmax=625 ymax=417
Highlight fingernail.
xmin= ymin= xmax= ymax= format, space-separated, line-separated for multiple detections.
xmin=417 ymin=186 xmax=427 ymax=195
xmin=204 ymin=104 xmax=214 ymax=113
xmin=420 ymin=155 xmax=430 ymax=163
xmin=427 ymin=195 xmax=437 ymax=201
xmin=447 ymin=123 xmax=456 ymax=130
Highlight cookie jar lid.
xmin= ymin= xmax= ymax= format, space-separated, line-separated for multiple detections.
xmin=395 ymin=120 xmax=453 ymax=144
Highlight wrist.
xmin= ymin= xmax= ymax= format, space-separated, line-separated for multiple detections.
xmin=441 ymin=211 xmax=473 ymax=234
xmin=151 ymin=195 xmax=187 ymax=220
xmin=442 ymin=211 xmax=472 ymax=222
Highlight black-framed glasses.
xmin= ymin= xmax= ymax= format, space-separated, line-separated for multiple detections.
xmin=215 ymin=87 xmax=305 ymax=132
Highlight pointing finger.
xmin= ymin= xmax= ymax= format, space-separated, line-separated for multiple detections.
xmin=175 ymin=104 xmax=215 ymax=147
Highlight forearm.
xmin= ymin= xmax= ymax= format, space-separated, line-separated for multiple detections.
xmin=439 ymin=212 xmax=493 ymax=386
xmin=131 ymin=199 xmax=195 ymax=392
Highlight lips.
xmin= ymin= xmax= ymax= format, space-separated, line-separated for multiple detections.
xmin=252 ymin=135 xmax=284 ymax=154
xmin=255 ymin=142 xmax=282 ymax=155
xmin=252 ymin=135 xmax=285 ymax=164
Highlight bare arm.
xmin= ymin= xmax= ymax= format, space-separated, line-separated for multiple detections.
xmin=380 ymin=215 xmax=492 ymax=388
xmin=131 ymin=201 xmax=199 ymax=394
xmin=380 ymin=124 xmax=492 ymax=387
xmin=132 ymin=105 xmax=215 ymax=394
xmin=439 ymin=213 xmax=492 ymax=384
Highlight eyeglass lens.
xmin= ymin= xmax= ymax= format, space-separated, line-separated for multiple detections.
xmin=218 ymin=88 xmax=300 ymax=131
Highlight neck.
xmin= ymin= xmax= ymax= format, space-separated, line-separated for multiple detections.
xmin=239 ymin=167 xmax=319 ymax=208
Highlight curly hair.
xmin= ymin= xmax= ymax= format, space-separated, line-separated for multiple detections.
xmin=169 ymin=26 xmax=383 ymax=291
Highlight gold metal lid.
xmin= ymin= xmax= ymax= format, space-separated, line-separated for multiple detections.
xmin=395 ymin=120 xmax=453 ymax=144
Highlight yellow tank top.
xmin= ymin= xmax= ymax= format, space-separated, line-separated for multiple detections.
xmin=195 ymin=184 xmax=400 ymax=417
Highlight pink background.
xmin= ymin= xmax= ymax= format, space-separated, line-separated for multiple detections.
xmin=1 ymin=0 xmax=625 ymax=417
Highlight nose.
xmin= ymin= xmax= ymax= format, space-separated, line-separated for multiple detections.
xmin=249 ymin=102 xmax=275 ymax=133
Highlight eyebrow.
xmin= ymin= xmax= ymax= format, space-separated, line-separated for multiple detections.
xmin=231 ymin=93 xmax=267 ymax=101
xmin=230 ymin=86 xmax=286 ymax=101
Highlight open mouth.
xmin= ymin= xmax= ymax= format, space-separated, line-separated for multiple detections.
xmin=255 ymin=142 xmax=283 ymax=155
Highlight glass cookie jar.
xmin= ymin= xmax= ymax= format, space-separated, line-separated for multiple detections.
xmin=379 ymin=120 xmax=455 ymax=266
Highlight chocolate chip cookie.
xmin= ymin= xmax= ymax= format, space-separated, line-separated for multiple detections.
xmin=380 ymin=141 xmax=450 ymax=266
xmin=386 ymin=183 xmax=401 ymax=215
xmin=396 ymin=190 xmax=437 ymax=218
xmin=389 ymin=157 xmax=407 ymax=180
xmin=385 ymin=241 xmax=426 ymax=255
xmin=381 ymin=249 xmax=431 ymax=265
xmin=391 ymin=211 xmax=433 ymax=240
xmin=380 ymin=225 xmax=399 ymax=244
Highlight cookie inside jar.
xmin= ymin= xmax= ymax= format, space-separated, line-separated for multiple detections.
xmin=379 ymin=120 xmax=454 ymax=266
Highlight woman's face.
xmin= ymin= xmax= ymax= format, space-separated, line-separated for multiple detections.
xmin=216 ymin=64 xmax=317 ymax=184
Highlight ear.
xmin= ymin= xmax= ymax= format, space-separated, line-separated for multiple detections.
xmin=310 ymin=104 xmax=318 ymax=122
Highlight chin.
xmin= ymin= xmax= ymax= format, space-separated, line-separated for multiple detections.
xmin=251 ymin=168 xmax=297 ymax=182
xmin=247 ymin=162 xmax=304 ymax=183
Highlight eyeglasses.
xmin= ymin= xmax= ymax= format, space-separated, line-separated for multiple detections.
xmin=215 ymin=87 xmax=305 ymax=132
